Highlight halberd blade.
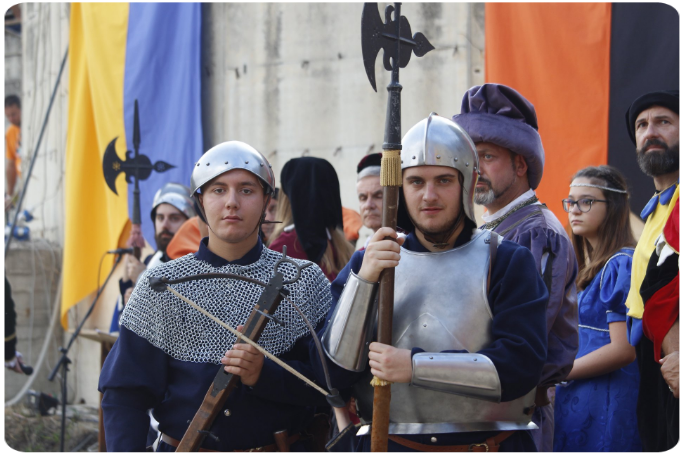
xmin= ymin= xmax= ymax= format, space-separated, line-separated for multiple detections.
xmin=102 ymin=137 xmax=123 ymax=195
xmin=361 ymin=3 xmax=384 ymax=92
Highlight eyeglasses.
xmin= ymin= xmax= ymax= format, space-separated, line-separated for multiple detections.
xmin=562 ymin=198 xmax=608 ymax=213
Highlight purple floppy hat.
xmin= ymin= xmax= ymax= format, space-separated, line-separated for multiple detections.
xmin=452 ymin=83 xmax=545 ymax=190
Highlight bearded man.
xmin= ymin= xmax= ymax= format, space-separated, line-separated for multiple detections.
xmin=317 ymin=114 xmax=549 ymax=451
xmin=452 ymin=83 xmax=579 ymax=452
xmin=623 ymin=89 xmax=679 ymax=451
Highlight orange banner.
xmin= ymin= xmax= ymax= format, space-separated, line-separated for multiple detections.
xmin=485 ymin=3 xmax=612 ymax=218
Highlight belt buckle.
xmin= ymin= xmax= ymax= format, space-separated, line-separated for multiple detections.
xmin=468 ymin=442 xmax=489 ymax=452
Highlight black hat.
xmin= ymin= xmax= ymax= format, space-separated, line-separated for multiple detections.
xmin=356 ymin=153 xmax=382 ymax=174
xmin=625 ymin=90 xmax=679 ymax=144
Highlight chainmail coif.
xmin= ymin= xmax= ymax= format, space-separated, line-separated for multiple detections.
xmin=120 ymin=247 xmax=332 ymax=364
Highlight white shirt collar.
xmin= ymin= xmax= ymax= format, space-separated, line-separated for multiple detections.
xmin=481 ymin=189 xmax=538 ymax=223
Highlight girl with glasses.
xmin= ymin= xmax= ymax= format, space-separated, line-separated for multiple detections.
xmin=554 ymin=165 xmax=641 ymax=451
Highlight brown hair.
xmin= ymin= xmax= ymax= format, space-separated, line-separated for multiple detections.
xmin=267 ymin=192 xmax=354 ymax=277
xmin=570 ymin=165 xmax=636 ymax=290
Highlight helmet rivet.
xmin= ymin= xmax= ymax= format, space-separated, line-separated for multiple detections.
xmin=225 ymin=161 xmax=229 ymax=165
xmin=454 ymin=157 xmax=458 ymax=162
xmin=473 ymin=166 xmax=477 ymax=171
xmin=206 ymin=162 xmax=210 ymax=166
xmin=436 ymin=155 xmax=441 ymax=159
xmin=401 ymin=160 xmax=403 ymax=164
xmin=465 ymin=162 xmax=469 ymax=167
xmin=260 ymin=163 xmax=264 ymax=167
xmin=245 ymin=161 xmax=249 ymax=164
xmin=196 ymin=163 xmax=199 ymax=167
xmin=269 ymin=164 xmax=272 ymax=168
xmin=412 ymin=156 xmax=416 ymax=159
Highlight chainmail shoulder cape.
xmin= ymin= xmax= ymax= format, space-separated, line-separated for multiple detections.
xmin=120 ymin=247 xmax=332 ymax=364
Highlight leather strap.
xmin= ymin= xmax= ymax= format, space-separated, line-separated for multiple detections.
xmin=388 ymin=431 xmax=514 ymax=452
xmin=160 ymin=433 xmax=300 ymax=452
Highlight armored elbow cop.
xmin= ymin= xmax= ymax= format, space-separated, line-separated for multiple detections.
xmin=322 ymin=272 xmax=378 ymax=372
xmin=411 ymin=352 xmax=502 ymax=402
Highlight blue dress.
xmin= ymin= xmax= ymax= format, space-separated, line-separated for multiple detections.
xmin=554 ymin=248 xmax=641 ymax=451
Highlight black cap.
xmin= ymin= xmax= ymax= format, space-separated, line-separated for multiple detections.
xmin=356 ymin=153 xmax=382 ymax=174
xmin=625 ymin=90 xmax=679 ymax=144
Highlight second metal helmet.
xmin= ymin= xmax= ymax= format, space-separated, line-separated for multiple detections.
xmin=190 ymin=141 xmax=275 ymax=196
xmin=151 ymin=182 xmax=196 ymax=222
xmin=401 ymin=113 xmax=479 ymax=222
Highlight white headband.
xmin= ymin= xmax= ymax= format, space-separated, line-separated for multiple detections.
xmin=570 ymin=183 xmax=627 ymax=194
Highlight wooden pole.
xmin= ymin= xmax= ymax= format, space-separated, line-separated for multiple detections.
xmin=370 ymin=149 xmax=402 ymax=452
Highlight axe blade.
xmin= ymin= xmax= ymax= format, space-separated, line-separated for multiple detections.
xmin=102 ymin=137 xmax=123 ymax=195
xmin=361 ymin=3 xmax=385 ymax=92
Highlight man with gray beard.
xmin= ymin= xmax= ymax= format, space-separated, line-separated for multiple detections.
xmin=623 ymin=89 xmax=679 ymax=451
xmin=452 ymin=83 xmax=579 ymax=452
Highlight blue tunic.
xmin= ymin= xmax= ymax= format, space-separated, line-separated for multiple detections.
xmin=311 ymin=222 xmax=549 ymax=451
xmin=554 ymin=249 xmax=641 ymax=451
xmin=98 ymin=239 xmax=332 ymax=451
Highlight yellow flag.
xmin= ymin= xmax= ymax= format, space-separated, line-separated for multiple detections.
xmin=62 ymin=4 xmax=130 ymax=329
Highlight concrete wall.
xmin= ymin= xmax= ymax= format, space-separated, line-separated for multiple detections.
xmin=202 ymin=2 xmax=485 ymax=218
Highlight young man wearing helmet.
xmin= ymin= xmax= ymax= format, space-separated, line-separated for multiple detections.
xmin=319 ymin=114 xmax=549 ymax=451
xmin=99 ymin=141 xmax=334 ymax=451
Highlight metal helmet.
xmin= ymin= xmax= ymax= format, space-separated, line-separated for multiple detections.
xmin=150 ymin=182 xmax=196 ymax=222
xmin=401 ymin=113 xmax=479 ymax=222
xmin=190 ymin=141 xmax=275 ymax=196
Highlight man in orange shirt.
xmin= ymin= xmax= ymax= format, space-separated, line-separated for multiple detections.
xmin=5 ymin=95 xmax=21 ymax=206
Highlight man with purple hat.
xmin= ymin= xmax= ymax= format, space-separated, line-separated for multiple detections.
xmin=453 ymin=83 xmax=579 ymax=452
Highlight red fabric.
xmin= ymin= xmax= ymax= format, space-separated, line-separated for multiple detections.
xmin=269 ymin=230 xmax=336 ymax=282
xmin=166 ymin=216 xmax=201 ymax=260
xmin=663 ymin=199 xmax=679 ymax=252
xmin=643 ymin=273 xmax=679 ymax=361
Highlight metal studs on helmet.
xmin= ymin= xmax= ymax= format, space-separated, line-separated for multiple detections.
xmin=400 ymin=113 xmax=479 ymax=222
xmin=190 ymin=141 xmax=275 ymax=197
xmin=151 ymin=182 xmax=196 ymax=222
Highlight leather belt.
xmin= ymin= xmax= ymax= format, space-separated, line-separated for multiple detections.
xmin=160 ymin=433 xmax=301 ymax=452
xmin=388 ymin=431 xmax=514 ymax=452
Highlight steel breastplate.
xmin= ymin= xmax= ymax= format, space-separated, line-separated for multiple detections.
xmin=354 ymin=230 xmax=536 ymax=434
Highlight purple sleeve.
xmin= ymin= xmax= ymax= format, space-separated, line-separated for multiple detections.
xmin=506 ymin=224 xmax=579 ymax=387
